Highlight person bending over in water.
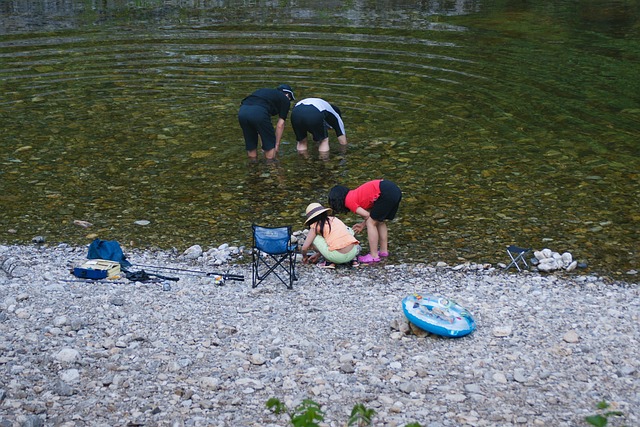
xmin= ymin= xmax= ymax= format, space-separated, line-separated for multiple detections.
xmin=328 ymin=179 xmax=402 ymax=264
xmin=238 ymin=84 xmax=295 ymax=160
xmin=291 ymin=98 xmax=347 ymax=155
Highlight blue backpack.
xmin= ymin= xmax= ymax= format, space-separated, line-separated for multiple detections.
xmin=87 ymin=239 xmax=131 ymax=267
xmin=85 ymin=239 xmax=179 ymax=282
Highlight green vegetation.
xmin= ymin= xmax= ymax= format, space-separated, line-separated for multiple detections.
xmin=266 ymin=397 xmax=423 ymax=427
xmin=267 ymin=397 xmax=630 ymax=426
xmin=266 ymin=398 xmax=324 ymax=427
xmin=585 ymin=401 xmax=626 ymax=427
xmin=348 ymin=403 xmax=376 ymax=426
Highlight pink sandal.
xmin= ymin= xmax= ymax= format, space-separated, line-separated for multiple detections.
xmin=358 ymin=254 xmax=381 ymax=264
xmin=379 ymin=252 xmax=389 ymax=257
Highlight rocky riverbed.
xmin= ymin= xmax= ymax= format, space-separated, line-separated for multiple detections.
xmin=0 ymin=243 xmax=638 ymax=427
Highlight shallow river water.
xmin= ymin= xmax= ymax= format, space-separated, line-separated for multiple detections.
xmin=0 ymin=1 xmax=638 ymax=278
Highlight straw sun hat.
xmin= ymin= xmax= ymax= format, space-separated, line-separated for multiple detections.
xmin=304 ymin=203 xmax=332 ymax=224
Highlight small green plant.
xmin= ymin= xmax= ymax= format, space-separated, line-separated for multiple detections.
xmin=267 ymin=398 xmax=325 ymax=427
xmin=267 ymin=397 xmax=424 ymax=427
xmin=585 ymin=401 xmax=625 ymax=427
xmin=267 ymin=398 xmax=387 ymax=427
xmin=348 ymin=403 xmax=376 ymax=426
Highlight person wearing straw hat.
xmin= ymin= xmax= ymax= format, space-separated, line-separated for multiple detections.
xmin=238 ymin=84 xmax=295 ymax=160
xmin=300 ymin=203 xmax=360 ymax=268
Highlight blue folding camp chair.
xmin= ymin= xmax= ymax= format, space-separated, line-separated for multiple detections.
xmin=252 ymin=224 xmax=298 ymax=289
xmin=505 ymin=245 xmax=532 ymax=271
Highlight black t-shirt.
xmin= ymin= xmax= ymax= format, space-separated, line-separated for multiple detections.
xmin=241 ymin=88 xmax=291 ymax=119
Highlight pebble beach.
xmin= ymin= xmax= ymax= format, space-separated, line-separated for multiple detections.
xmin=0 ymin=243 xmax=638 ymax=427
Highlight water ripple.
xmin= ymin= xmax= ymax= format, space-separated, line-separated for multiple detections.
xmin=0 ymin=6 xmax=638 ymax=278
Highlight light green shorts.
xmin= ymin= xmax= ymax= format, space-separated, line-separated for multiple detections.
xmin=313 ymin=228 xmax=360 ymax=264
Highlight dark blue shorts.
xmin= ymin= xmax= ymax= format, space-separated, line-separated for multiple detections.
xmin=291 ymin=104 xmax=328 ymax=142
xmin=370 ymin=180 xmax=402 ymax=221
xmin=238 ymin=104 xmax=276 ymax=151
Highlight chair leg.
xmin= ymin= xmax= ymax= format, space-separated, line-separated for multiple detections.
xmin=252 ymin=249 xmax=260 ymax=288
xmin=253 ymin=251 xmax=296 ymax=289
xmin=505 ymin=246 xmax=531 ymax=271
xmin=288 ymin=252 xmax=296 ymax=289
xmin=506 ymin=254 xmax=522 ymax=271
xmin=291 ymin=251 xmax=298 ymax=281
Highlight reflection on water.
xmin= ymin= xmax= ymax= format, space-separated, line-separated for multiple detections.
xmin=0 ymin=0 xmax=638 ymax=279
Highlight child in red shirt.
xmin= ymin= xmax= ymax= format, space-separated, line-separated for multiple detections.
xmin=328 ymin=179 xmax=402 ymax=263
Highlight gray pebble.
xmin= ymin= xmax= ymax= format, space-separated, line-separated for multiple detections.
xmin=0 ymin=244 xmax=636 ymax=426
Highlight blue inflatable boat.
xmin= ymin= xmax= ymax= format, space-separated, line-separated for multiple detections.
xmin=402 ymin=293 xmax=476 ymax=338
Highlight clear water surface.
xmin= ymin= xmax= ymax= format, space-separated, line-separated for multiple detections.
xmin=0 ymin=0 xmax=638 ymax=278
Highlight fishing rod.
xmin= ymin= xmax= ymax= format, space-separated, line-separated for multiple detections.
xmin=131 ymin=263 xmax=244 ymax=281
xmin=62 ymin=278 xmax=129 ymax=285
